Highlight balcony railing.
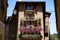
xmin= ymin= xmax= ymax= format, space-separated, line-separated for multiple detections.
xmin=19 ymin=34 xmax=42 ymax=40
xmin=18 ymin=27 xmax=42 ymax=39
xmin=22 ymin=35 xmax=41 ymax=38
xmin=26 ymin=17 xmax=35 ymax=21
xmin=21 ymin=17 xmax=36 ymax=21
xmin=18 ymin=27 xmax=42 ymax=34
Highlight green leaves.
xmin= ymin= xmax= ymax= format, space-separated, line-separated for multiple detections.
xmin=38 ymin=19 xmax=41 ymax=26
xmin=50 ymin=33 xmax=58 ymax=40
xmin=19 ymin=34 xmax=22 ymax=38
xmin=20 ymin=20 xmax=22 ymax=26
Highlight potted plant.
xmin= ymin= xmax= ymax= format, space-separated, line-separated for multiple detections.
xmin=39 ymin=33 xmax=42 ymax=40
xmin=19 ymin=34 xmax=22 ymax=38
xmin=20 ymin=20 xmax=22 ymax=26
xmin=19 ymin=34 xmax=22 ymax=40
xmin=29 ymin=26 xmax=32 ymax=34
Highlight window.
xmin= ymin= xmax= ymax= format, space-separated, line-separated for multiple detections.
xmin=45 ymin=26 xmax=48 ymax=33
xmin=28 ymin=21 xmax=34 ymax=25
xmin=34 ymin=21 xmax=37 ymax=27
xmin=27 ymin=21 xmax=34 ymax=26
xmin=26 ymin=6 xmax=35 ymax=10
xmin=28 ymin=21 xmax=31 ymax=25
xmin=45 ymin=26 xmax=48 ymax=30
xmin=45 ymin=33 xmax=48 ymax=37
xmin=24 ymin=21 xmax=26 ymax=27
xmin=26 ymin=13 xmax=34 ymax=20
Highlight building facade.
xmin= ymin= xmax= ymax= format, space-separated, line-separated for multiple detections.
xmin=0 ymin=0 xmax=8 ymax=40
xmin=54 ymin=0 xmax=60 ymax=39
xmin=0 ymin=21 xmax=5 ymax=40
xmin=0 ymin=0 xmax=8 ymax=23
xmin=6 ymin=2 xmax=51 ymax=40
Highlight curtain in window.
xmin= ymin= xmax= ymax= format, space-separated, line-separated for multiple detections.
xmin=34 ymin=20 xmax=37 ymax=27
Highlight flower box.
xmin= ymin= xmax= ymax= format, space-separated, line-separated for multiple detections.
xmin=18 ymin=27 xmax=42 ymax=34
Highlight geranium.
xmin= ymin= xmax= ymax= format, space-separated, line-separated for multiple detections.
xmin=18 ymin=27 xmax=42 ymax=34
xmin=32 ymin=27 xmax=42 ymax=33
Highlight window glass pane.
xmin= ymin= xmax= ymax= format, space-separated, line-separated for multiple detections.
xmin=26 ymin=6 xmax=34 ymax=10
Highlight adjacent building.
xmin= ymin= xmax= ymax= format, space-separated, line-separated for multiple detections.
xmin=0 ymin=21 xmax=5 ymax=40
xmin=0 ymin=0 xmax=8 ymax=23
xmin=0 ymin=0 xmax=8 ymax=40
xmin=54 ymin=0 xmax=60 ymax=39
xmin=6 ymin=1 xmax=51 ymax=40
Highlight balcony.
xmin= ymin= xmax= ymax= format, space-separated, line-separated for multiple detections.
xmin=18 ymin=28 xmax=42 ymax=39
xmin=19 ymin=34 xmax=42 ymax=40
xmin=21 ymin=17 xmax=36 ymax=21
xmin=21 ymin=35 xmax=42 ymax=38
xmin=18 ymin=27 xmax=42 ymax=34
xmin=18 ymin=27 xmax=42 ymax=39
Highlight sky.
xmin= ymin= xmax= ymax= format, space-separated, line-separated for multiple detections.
xmin=7 ymin=0 xmax=57 ymax=34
